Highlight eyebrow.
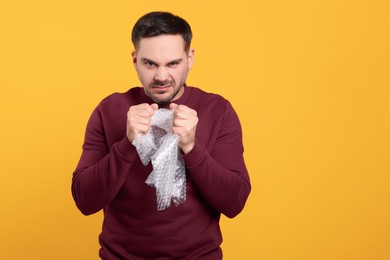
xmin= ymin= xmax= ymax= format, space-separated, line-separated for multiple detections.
xmin=140 ymin=58 xmax=183 ymax=66
xmin=167 ymin=59 xmax=183 ymax=65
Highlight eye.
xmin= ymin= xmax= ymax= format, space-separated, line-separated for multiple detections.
xmin=144 ymin=61 xmax=156 ymax=68
xmin=167 ymin=62 xmax=179 ymax=68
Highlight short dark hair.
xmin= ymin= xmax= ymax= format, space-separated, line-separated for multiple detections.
xmin=132 ymin=11 xmax=192 ymax=51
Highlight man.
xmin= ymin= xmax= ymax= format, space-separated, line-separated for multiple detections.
xmin=72 ymin=11 xmax=251 ymax=259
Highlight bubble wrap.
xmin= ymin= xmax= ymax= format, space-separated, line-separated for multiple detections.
xmin=132 ymin=109 xmax=186 ymax=211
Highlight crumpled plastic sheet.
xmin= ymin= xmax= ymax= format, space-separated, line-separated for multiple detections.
xmin=132 ymin=109 xmax=186 ymax=211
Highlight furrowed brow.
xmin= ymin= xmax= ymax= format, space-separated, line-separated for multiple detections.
xmin=141 ymin=58 xmax=157 ymax=64
xmin=166 ymin=59 xmax=183 ymax=65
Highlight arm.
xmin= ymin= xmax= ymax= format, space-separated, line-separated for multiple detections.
xmin=71 ymin=103 xmax=157 ymax=215
xmin=71 ymin=106 xmax=138 ymax=215
xmin=176 ymin=101 xmax=251 ymax=218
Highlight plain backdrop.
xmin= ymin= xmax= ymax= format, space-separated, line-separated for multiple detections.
xmin=1 ymin=0 xmax=389 ymax=259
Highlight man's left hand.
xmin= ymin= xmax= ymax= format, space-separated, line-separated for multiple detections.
xmin=170 ymin=103 xmax=198 ymax=154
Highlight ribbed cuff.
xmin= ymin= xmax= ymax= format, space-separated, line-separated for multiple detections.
xmin=116 ymin=136 xmax=137 ymax=161
xmin=182 ymin=141 xmax=207 ymax=168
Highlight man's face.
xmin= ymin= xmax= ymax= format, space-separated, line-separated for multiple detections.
xmin=132 ymin=35 xmax=194 ymax=105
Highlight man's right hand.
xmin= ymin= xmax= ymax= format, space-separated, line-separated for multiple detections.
xmin=126 ymin=103 xmax=158 ymax=143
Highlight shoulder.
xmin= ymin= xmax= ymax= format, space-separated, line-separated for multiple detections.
xmin=187 ymin=86 xmax=226 ymax=101
xmin=97 ymin=87 xmax=142 ymax=111
xmin=186 ymin=86 xmax=229 ymax=109
xmin=185 ymin=86 xmax=240 ymax=126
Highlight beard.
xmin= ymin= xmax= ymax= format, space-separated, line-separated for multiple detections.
xmin=146 ymin=78 xmax=186 ymax=106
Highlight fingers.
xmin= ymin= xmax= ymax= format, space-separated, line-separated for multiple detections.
xmin=169 ymin=103 xmax=178 ymax=111
xmin=129 ymin=105 xmax=154 ymax=131
xmin=170 ymin=103 xmax=197 ymax=120
xmin=127 ymin=103 xmax=198 ymax=154
xmin=126 ymin=103 xmax=158 ymax=142
xmin=170 ymin=104 xmax=198 ymax=154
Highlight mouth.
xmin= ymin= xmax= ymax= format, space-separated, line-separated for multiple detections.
xmin=151 ymin=83 xmax=172 ymax=93
xmin=153 ymin=84 xmax=170 ymax=89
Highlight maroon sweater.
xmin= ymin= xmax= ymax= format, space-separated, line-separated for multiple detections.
xmin=72 ymin=86 xmax=251 ymax=259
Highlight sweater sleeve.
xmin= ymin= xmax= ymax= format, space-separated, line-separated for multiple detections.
xmin=71 ymin=106 xmax=138 ymax=215
xmin=183 ymin=101 xmax=251 ymax=218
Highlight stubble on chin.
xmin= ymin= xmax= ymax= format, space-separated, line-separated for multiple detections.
xmin=152 ymin=94 xmax=174 ymax=106
xmin=144 ymin=87 xmax=175 ymax=106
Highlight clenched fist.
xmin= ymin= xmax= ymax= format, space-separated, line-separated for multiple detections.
xmin=126 ymin=103 xmax=158 ymax=142
xmin=170 ymin=103 xmax=199 ymax=154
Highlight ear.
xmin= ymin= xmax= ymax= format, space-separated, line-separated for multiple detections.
xmin=132 ymin=51 xmax=137 ymax=65
xmin=187 ymin=48 xmax=195 ymax=70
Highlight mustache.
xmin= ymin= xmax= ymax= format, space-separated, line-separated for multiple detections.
xmin=150 ymin=80 xmax=173 ymax=87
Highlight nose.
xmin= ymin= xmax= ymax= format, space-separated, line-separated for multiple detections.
xmin=154 ymin=66 xmax=169 ymax=82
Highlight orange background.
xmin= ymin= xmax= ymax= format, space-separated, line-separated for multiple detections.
xmin=1 ymin=0 xmax=389 ymax=259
